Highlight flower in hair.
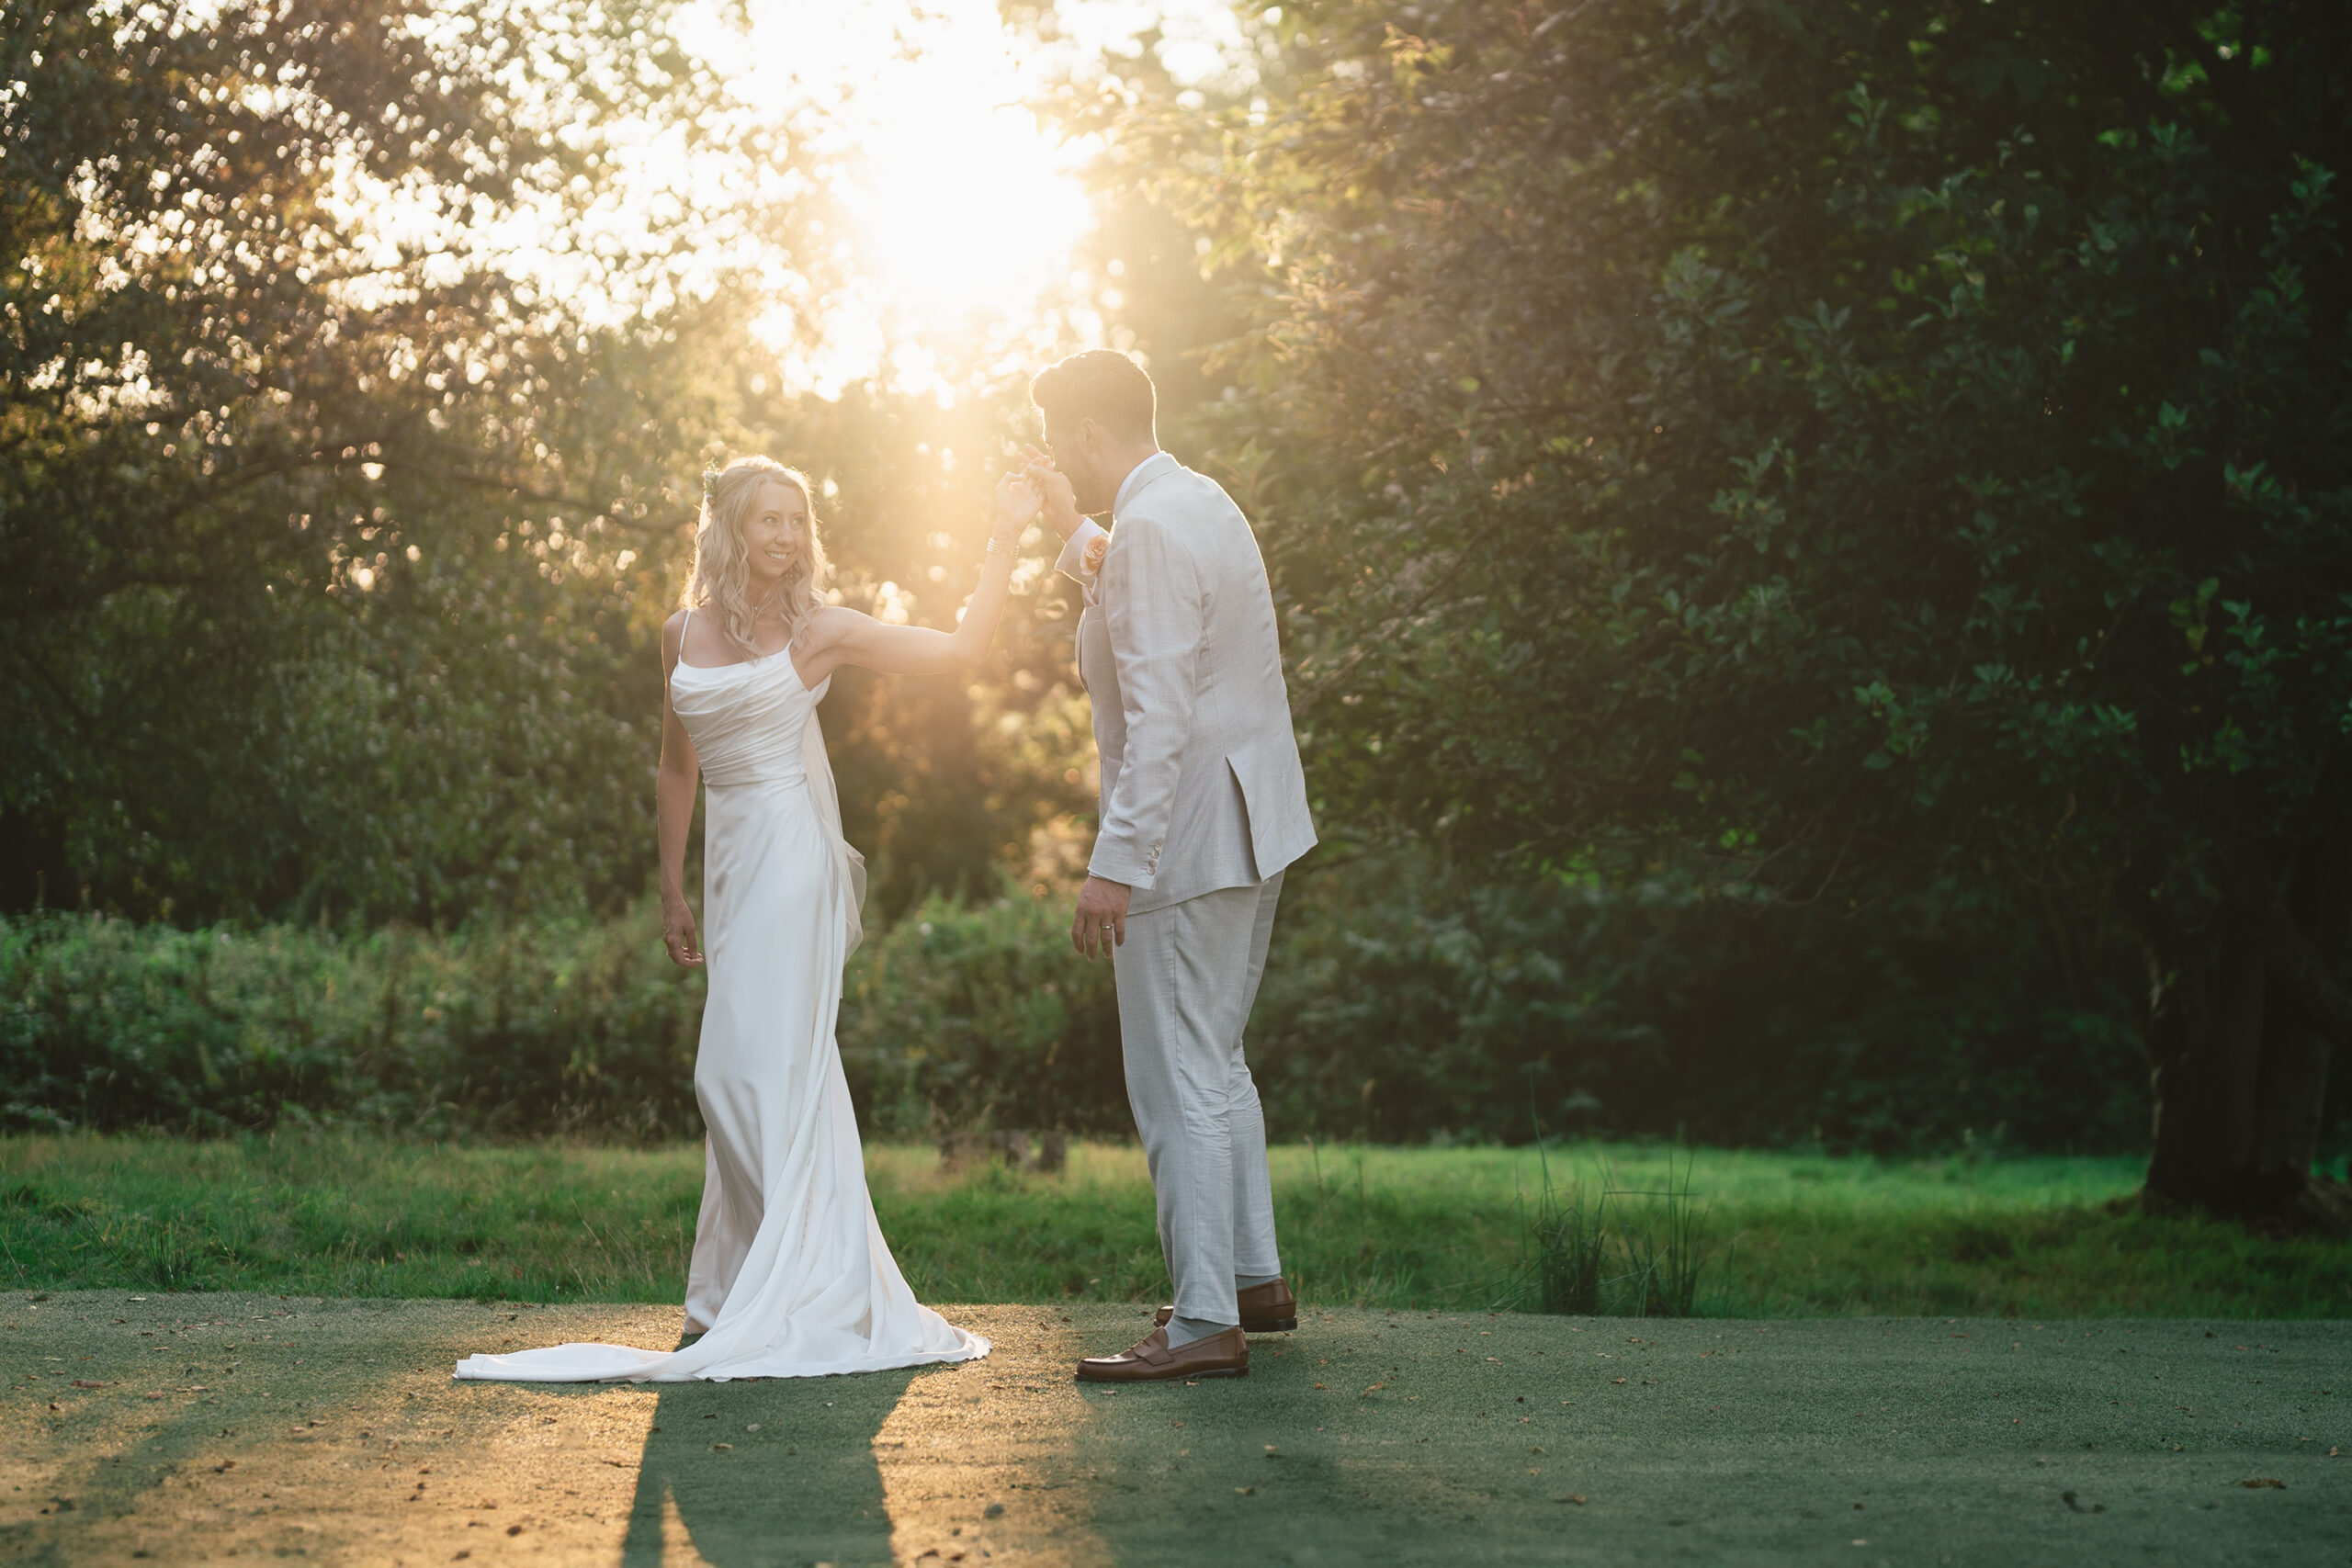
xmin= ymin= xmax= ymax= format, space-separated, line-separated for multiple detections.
xmin=701 ymin=467 xmax=721 ymax=498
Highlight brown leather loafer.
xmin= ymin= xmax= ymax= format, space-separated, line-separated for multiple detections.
xmin=1077 ymin=1325 xmax=1249 ymax=1383
xmin=1154 ymin=1277 xmax=1299 ymax=1334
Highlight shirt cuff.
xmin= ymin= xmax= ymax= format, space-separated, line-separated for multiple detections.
xmin=1089 ymin=860 xmax=1155 ymax=891
xmin=1056 ymin=519 xmax=1108 ymax=605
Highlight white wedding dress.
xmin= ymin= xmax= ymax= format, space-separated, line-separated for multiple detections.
xmin=454 ymin=620 xmax=989 ymax=1382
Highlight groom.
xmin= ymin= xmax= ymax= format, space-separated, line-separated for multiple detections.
xmin=1024 ymin=349 xmax=1317 ymax=1383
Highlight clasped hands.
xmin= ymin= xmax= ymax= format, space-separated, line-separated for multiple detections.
xmin=991 ymin=468 xmax=1043 ymax=547
xmin=989 ymin=445 xmax=1086 ymax=547
xmin=1019 ymin=445 xmax=1087 ymax=540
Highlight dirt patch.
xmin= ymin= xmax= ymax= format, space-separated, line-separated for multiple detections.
xmin=2 ymin=1293 xmax=2342 ymax=1564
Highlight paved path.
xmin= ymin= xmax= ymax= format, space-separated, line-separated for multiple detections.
xmin=1 ymin=1292 xmax=2343 ymax=1564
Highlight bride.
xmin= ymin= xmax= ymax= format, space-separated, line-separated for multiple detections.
xmin=456 ymin=455 xmax=1038 ymax=1382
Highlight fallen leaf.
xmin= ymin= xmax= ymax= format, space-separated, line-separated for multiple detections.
xmin=70 ymin=1380 xmax=107 ymax=1390
xmin=2239 ymin=1478 xmax=2284 ymax=1490
xmin=1234 ymin=1486 xmax=1257 ymax=1496
xmin=1553 ymin=1494 xmax=1587 ymax=1506
xmin=1612 ymin=1378 xmax=1627 ymax=1385
xmin=711 ymin=1443 xmax=732 ymax=1452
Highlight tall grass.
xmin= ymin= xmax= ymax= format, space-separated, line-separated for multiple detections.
xmin=1523 ymin=1145 xmax=1719 ymax=1316
xmin=1528 ymin=1146 xmax=1607 ymax=1314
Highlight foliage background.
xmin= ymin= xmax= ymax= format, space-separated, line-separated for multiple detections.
xmin=5 ymin=0 xmax=2348 ymax=1168
xmin=2 ymin=867 xmax=2178 ymax=1155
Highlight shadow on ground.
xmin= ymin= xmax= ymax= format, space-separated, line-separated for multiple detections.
xmin=616 ymin=1370 xmax=914 ymax=1567
xmin=1 ymin=1293 xmax=2344 ymax=1565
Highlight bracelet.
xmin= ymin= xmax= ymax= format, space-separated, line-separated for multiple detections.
xmin=986 ymin=534 xmax=1017 ymax=555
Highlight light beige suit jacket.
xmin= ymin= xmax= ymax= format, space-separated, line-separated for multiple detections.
xmin=1056 ymin=452 xmax=1317 ymax=915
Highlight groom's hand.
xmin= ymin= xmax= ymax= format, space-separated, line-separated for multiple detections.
xmin=1070 ymin=874 xmax=1130 ymax=961
xmin=1023 ymin=446 xmax=1085 ymax=540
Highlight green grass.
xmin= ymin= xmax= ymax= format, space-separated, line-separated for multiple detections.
xmin=2 ymin=1134 xmax=2346 ymax=1318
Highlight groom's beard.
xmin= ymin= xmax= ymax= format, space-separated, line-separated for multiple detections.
xmin=1062 ymin=455 xmax=1114 ymax=517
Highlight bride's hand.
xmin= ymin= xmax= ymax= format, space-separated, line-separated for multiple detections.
xmin=992 ymin=470 xmax=1041 ymax=547
xmin=662 ymin=897 xmax=704 ymax=970
xmin=1022 ymin=446 xmax=1085 ymax=540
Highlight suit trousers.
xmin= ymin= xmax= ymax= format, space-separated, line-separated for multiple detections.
xmin=1112 ymin=871 xmax=1285 ymax=1325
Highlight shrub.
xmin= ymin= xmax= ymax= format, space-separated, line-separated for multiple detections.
xmin=5 ymin=856 xmax=2301 ymax=1156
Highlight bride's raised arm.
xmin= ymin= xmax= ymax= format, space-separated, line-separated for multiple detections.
xmin=798 ymin=472 xmax=1041 ymax=683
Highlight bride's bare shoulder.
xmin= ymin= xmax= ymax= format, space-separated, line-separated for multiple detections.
xmin=662 ymin=608 xmax=691 ymax=659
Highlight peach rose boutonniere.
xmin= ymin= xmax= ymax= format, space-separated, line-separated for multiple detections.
xmin=1082 ymin=533 xmax=1110 ymax=577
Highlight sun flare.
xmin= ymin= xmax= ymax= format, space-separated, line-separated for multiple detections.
xmin=721 ymin=0 xmax=1099 ymax=388
xmin=853 ymin=84 xmax=1095 ymax=327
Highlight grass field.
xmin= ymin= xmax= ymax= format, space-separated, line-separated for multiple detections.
xmin=3 ymin=1134 xmax=2347 ymax=1319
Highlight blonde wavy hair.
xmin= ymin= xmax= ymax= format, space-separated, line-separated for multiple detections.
xmin=683 ymin=457 xmax=830 ymax=659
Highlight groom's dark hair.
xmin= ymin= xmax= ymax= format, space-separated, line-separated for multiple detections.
xmin=1030 ymin=349 xmax=1157 ymax=444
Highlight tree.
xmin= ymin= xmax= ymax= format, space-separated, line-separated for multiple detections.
xmin=1100 ymin=0 xmax=2352 ymax=1220
xmin=0 ymin=0 xmax=747 ymax=919
xmin=1 ymin=0 xmax=1091 ymax=926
